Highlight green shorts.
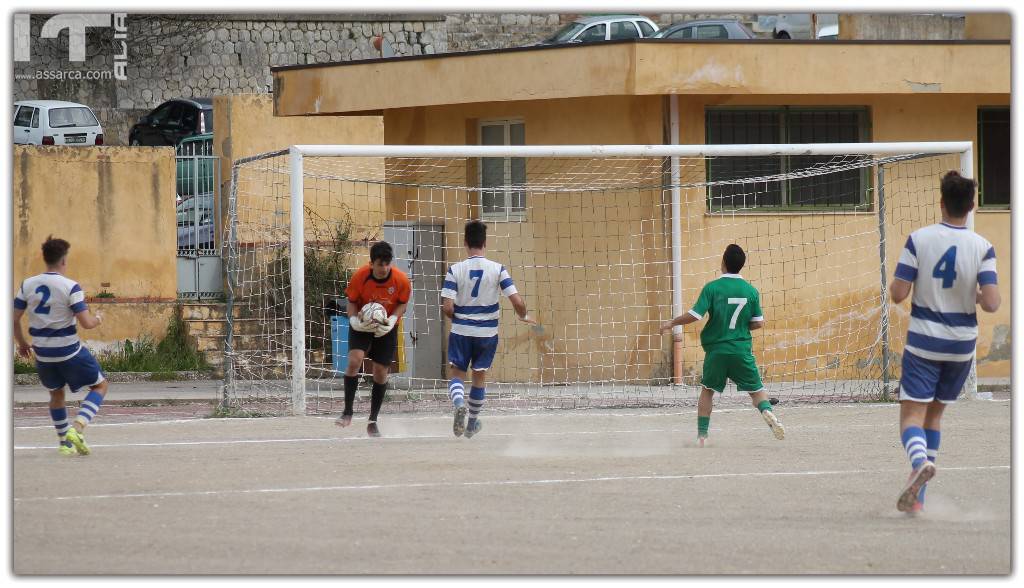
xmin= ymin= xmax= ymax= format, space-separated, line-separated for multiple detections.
xmin=701 ymin=351 xmax=764 ymax=394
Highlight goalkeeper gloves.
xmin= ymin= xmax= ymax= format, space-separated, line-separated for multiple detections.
xmin=373 ymin=315 xmax=398 ymax=338
xmin=349 ymin=314 xmax=376 ymax=333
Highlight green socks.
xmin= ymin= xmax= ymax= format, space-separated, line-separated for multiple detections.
xmin=756 ymin=400 xmax=772 ymax=413
xmin=697 ymin=416 xmax=710 ymax=438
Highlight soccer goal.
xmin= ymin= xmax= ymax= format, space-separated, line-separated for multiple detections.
xmin=221 ymin=142 xmax=975 ymax=416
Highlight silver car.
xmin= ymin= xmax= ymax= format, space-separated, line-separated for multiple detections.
xmin=655 ymin=19 xmax=757 ymax=40
xmin=540 ymin=15 xmax=659 ymax=44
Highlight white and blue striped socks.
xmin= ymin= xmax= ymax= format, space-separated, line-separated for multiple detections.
xmin=449 ymin=378 xmax=465 ymax=408
xmin=468 ymin=386 xmax=485 ymax=422
xmin=75 ymin=390 xmax=104 ymax=427
xmin=50 ymin=407 xmax=70 ymax=441
xmin=918 ymin=428 xmax=941 ymax=503
xmin=900 ymin=426 xmax=928 ymax=470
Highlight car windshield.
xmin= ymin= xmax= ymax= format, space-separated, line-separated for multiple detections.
xmin=545 ymin=22 xmax=586 ymax=43
xmin=48 ymin=107 xmax=98 ymax=128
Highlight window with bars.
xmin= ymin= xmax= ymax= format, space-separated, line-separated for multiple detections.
xmin=705 ymin=107 xmax=870 ymax=211
xmin=479 ymin=119 xmax=526 ymax=219
xmin=978 ymin=107 xmax=1010 ymax=208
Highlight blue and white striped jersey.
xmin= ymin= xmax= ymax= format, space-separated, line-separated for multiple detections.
xmin=14 ymin=272 xmax=87 ymax=363
xmin=894 ymin=222 xmax=997 ymax=362
xmin=441 ymin=256 xmax=518 ymax=338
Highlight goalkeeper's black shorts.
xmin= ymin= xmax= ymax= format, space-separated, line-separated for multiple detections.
xmin=348 ymin=325 xmax=398 ymax=367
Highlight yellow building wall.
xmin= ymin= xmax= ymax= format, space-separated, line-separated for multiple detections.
xmin=13 ymin=146 xmax=177 ymax=299
xmin=12 ymin=146 xmax=178 ymax=350
xmin=677 ymin=93 xmax=1011 ymax=379
xmin=385 ymin=97 xmax=672 ymax=384
xmin=381 ymin=91 xmax=1011 ymax=384
xmin=214 ymin=94 xmax=387 ymax=306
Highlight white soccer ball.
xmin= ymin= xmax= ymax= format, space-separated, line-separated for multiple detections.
xmin=359 ymin=302 xmax=388 ymax=326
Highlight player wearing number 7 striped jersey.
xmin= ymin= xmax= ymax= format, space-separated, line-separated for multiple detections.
xmin=441 ymin=220 xmax=535 ymax=439
xmin=659 ymin=244 xmax=784 ymax=446
xmin=889 ymin=171 xmax=1000 ymax=515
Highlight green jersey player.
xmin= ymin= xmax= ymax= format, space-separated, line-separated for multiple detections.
xmin=660 ymin=244 xmax=784 ymax=446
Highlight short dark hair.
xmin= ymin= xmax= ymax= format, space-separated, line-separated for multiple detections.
xmin=723 ymin=244 xmax=746 ymax=274
xmin=464 ymin=220 xmax=487 ymax=249
xmin=370 ymin=241 xmax=393 ymax=264
xmin=940 ymin=170 xmax=976 ymax=217
xmin=42 ymin=236 xmax=70 ymax=266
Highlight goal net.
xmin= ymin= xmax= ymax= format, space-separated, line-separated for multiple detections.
xmin=222 ymin=143 xmax=972 ymax=416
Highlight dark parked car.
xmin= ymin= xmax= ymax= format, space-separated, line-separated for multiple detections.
xmin=654 ymin=19 xmax=757 ymax=40
xmin=129 ymin=98 xmax=212 ymax=146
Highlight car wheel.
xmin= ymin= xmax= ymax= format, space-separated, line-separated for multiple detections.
xmin=130 ymin=139 xmax=141 ymax=146
xmin=775 ymin=31 xmax=791 ymax=39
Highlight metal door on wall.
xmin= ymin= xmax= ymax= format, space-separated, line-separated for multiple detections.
xmin=175 ymin=135 xmax=223 ymax=299
xmin=383 ymin=222 xmax=446 ymax=388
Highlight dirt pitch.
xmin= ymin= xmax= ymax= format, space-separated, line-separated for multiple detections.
xmin=12 ymin=398 xmax=1011 ymax=575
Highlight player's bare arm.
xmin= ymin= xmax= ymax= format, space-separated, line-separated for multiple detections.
xmin=977 ymin=284 xmax=1000 ymax=313
xmin=75 ymin=308 xmax=103 ymax=329
xmin=12 ymin=308 xmax=31 ymax=358
xmin=659 ymin=312 xmax=699 ymax=334
xmin=508 ymin=293 xmax=535 ymax=324
xmin=442 ymin=298 xmax=454 ymax=319
xmin=889 ymin=278 xmax=912 ymax=304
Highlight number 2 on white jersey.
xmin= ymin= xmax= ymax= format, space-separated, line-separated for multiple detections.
xmin=727 ymin=297 xmax=747 ymax=330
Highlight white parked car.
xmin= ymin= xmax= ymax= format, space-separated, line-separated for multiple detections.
xmin=13 ymin=100 xmax=104 ymax=146
xmin=538 ymin=15 xmax=660 ymax=45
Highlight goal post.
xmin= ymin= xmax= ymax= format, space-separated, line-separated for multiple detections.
xmin=224 ymin=141 xmax=975 ymax=416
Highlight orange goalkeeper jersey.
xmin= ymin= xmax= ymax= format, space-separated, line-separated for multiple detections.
xmin=345 ymin=265 xmax=411 ymax=316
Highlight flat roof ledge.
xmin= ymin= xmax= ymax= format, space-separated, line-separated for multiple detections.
xmin=273 ymin=41 xmax=1010 ymax=116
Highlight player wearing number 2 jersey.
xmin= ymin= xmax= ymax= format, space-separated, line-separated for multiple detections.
xmin=890 ymin=171 xmax=1001 ymax=514
xmin=660 ymin=244 xmax=784 ymax=446
xmin=12 ymin=237 xmax=108 ymax=456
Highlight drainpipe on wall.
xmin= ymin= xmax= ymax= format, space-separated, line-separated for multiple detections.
xmin=669 ymin=95 xmax=684 ymax=385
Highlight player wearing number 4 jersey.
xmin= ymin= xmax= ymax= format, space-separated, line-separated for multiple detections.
xmin=890 ymin=171 xmax=1000 ymax=514
xmin=660 ymin=244 xmax=784 ymax=446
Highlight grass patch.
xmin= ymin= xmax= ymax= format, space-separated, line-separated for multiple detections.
xmin=99 ymin=312 xmax=209 ymax=373
xmin=14 ymin=357 xmax=36 ymax=374
xmin=12 ymin=311 xmax=210 ymax=374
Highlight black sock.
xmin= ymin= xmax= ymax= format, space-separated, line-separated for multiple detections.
xmin=369 ymin=381 xmax=387 ymax=422
xmin=343 ymin=375 xmax=359 ymax=415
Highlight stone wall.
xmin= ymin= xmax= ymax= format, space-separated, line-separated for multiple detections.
xmin=14 ymin=14 xmax=446 ymax=145
xmin=18 ymin=11 xmax=955 ymax=146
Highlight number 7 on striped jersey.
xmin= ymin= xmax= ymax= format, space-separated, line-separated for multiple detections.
xmin=727 ymin=297 xmax=748 ymax=330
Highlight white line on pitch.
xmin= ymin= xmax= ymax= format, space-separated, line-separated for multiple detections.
xmin=13 ymin=465 xmax=1009 ymax=503
xmin=10 ymin=402 xmax=897 ymax=430
xmin=12 ymin=398 xmax=1008 ymax=432
xmin=11 ymin=422 xmax=912 ymax=450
